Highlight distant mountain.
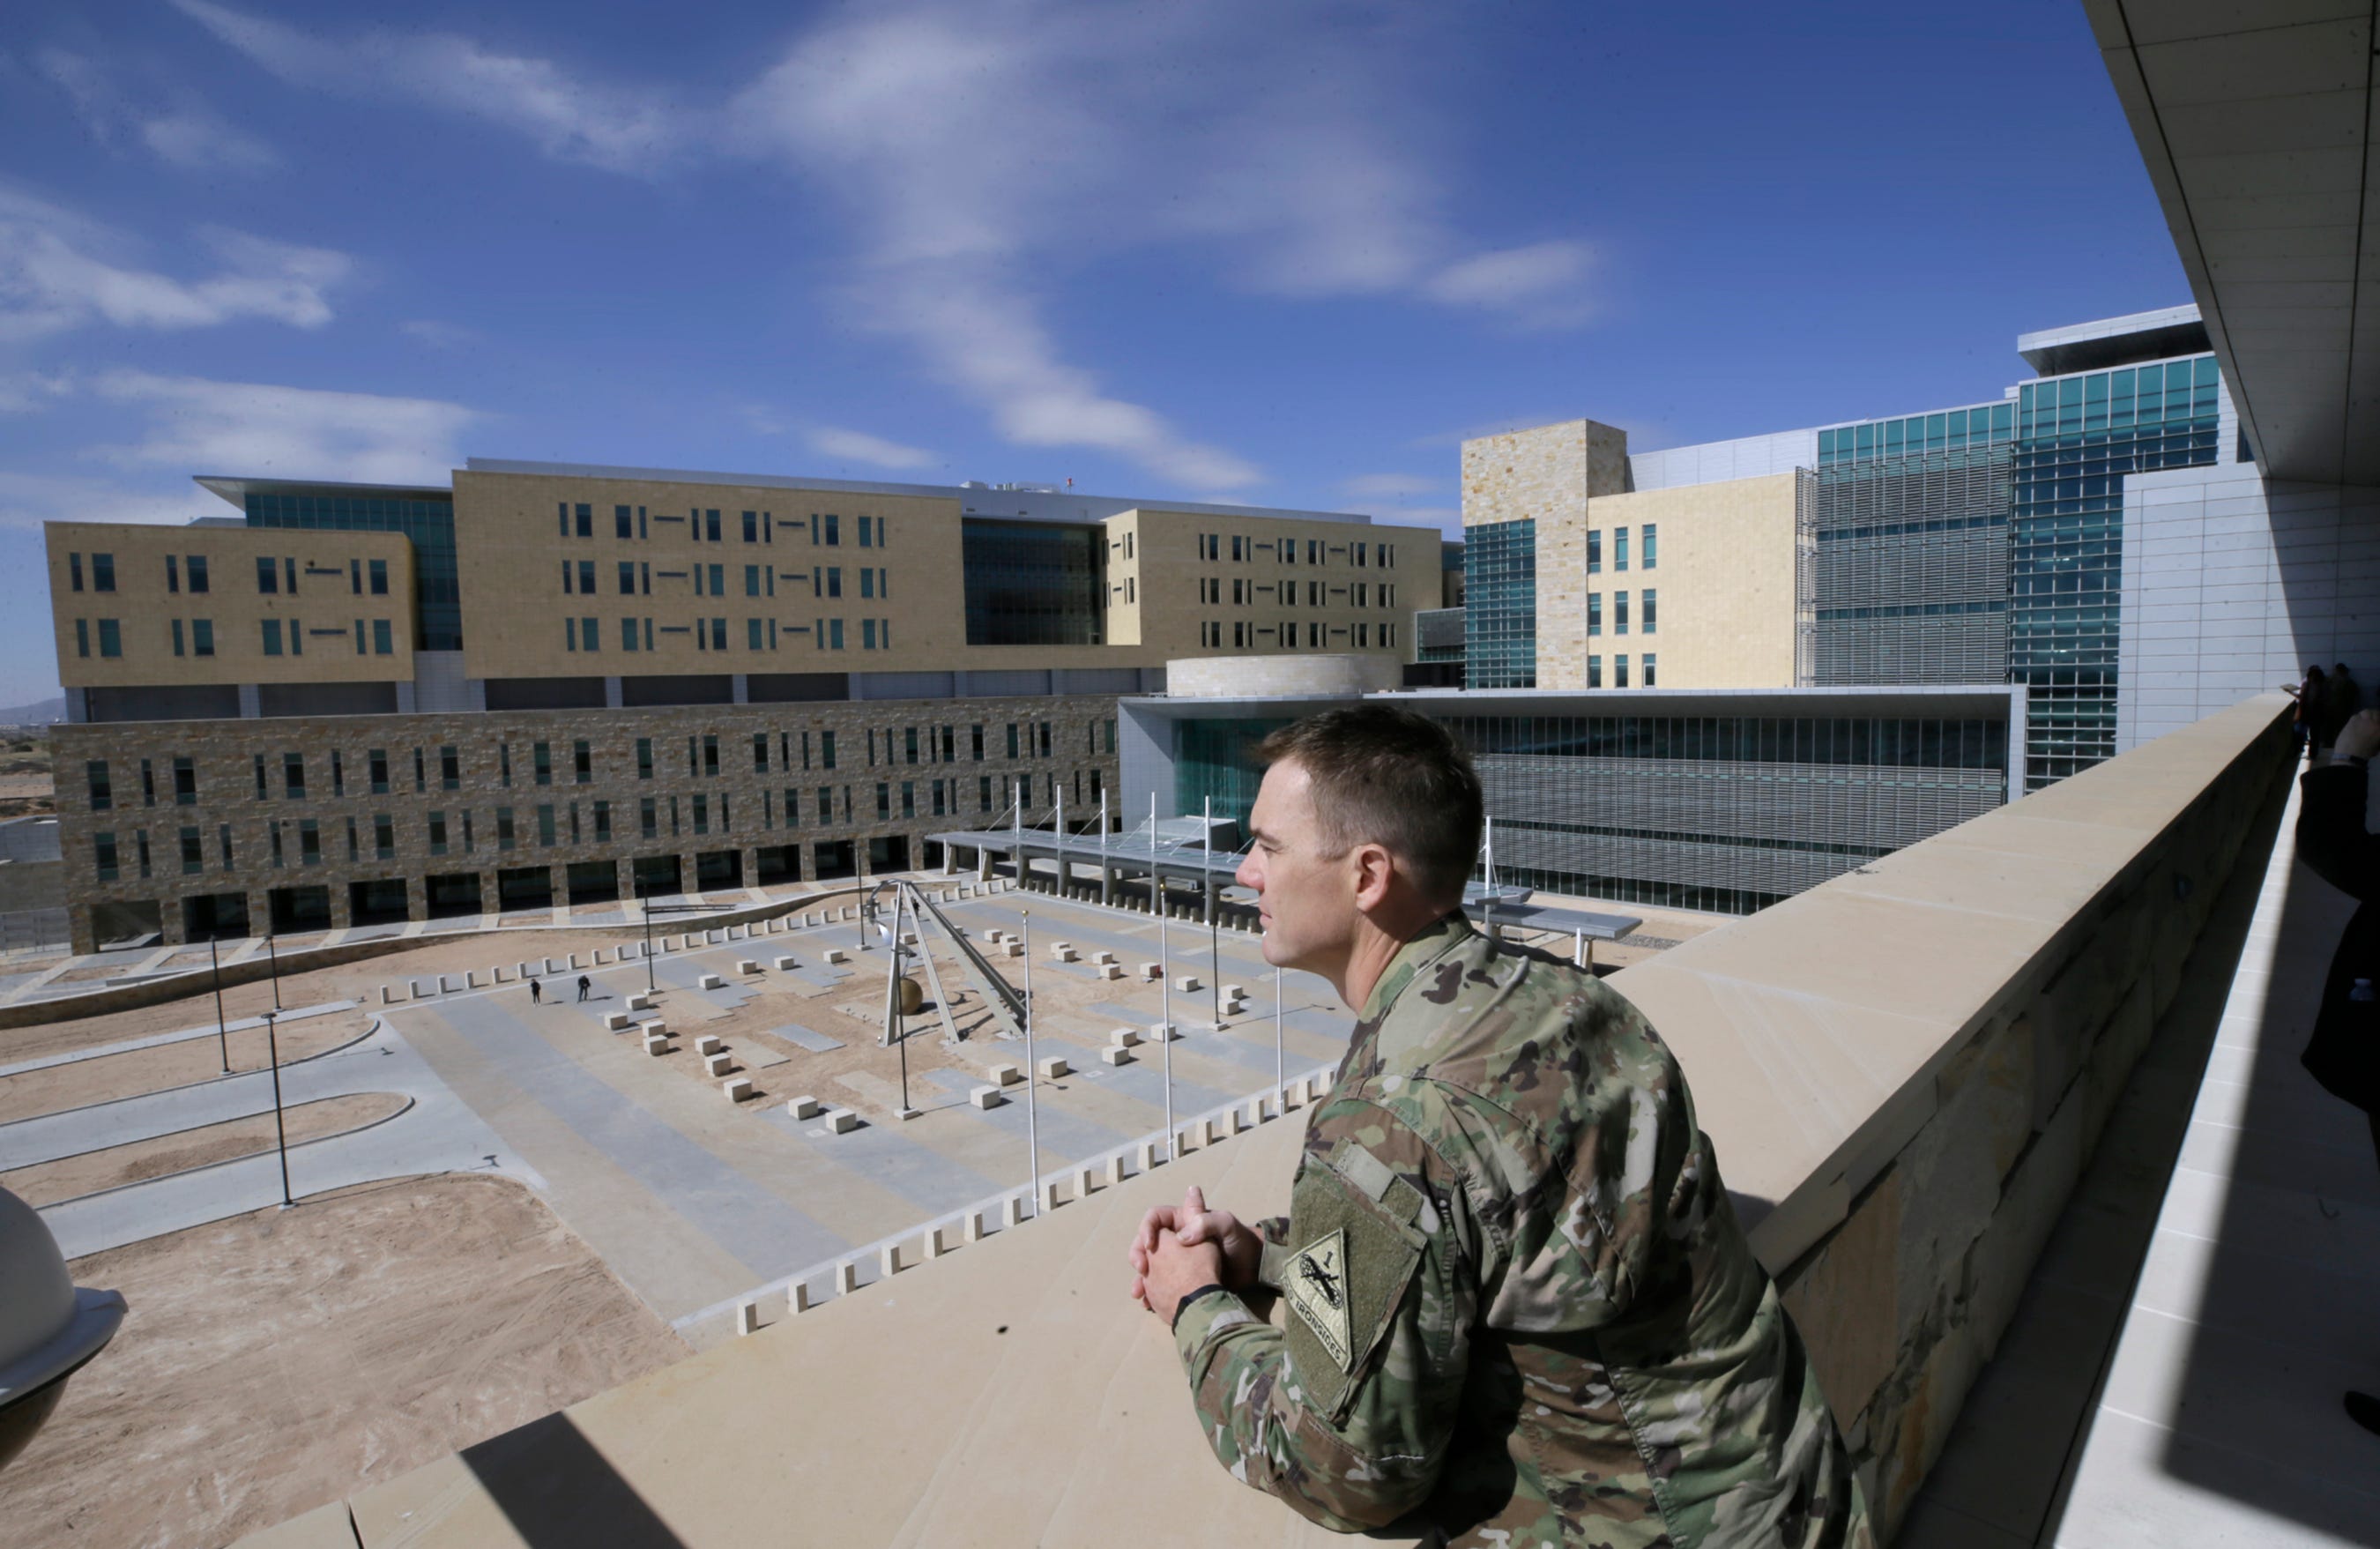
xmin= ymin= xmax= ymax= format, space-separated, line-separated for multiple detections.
xmin=0 ymin=697 xmax=64 ymax=726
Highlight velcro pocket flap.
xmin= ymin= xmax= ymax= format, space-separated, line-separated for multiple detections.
xmin=1280 ymin=1151 xmax=1428 ymax=1424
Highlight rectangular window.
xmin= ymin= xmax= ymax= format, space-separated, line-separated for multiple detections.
xmin=496 ymin=807 xmax=516 ymax=851
xmin=298 ymin=819 xmax=320 ymax=865
xmin=174 ymin=756 xmax=196 ymax=804
xmin=428 ymin=811 xmax=449 ymax=855
xmin=368 ymin=558 xmax=389 ymax=595
xmin=354 ymin=620 xmax=367 ymax=654
xmin=1641 ymin=652 xmax=1657 ymax=687
xmin=574 ymin=740 xmax=591 ymax=784
xmin=636 ymin=738 xmax=653 ymax=779
xmin=1587 ymin=531 xmax=1602 ymax=574
xmin=533 ymin=742 xmax=552 ymax=786
xmin=703 ymin=734 xmax=719 ymax=778
xmin=1641 ymin=524 xmax=1657 ymax=570
xmin=94 ymin=832 xmax=117 ymax=882
xmin=576 ymin=503 xmax=593 ymax=538
xmin=257 ymin=555 xmax=279 ymax=594
xmin=188 ymin=555 xmax=208 ymax=592
xmin=283 ymin=753 xmax=305 ymax=799
xmin=172 ymin=619 xmax=185 ymax=657
xmin=500 ymin=742 xmax=512 ymax=787
xmin=640 ymin=797 xmax=658 ymax=839
xmin=617 ymin=504 xmax=635 ymax=540
xmin=89 ymin=553 xmax=115 ymax=592
xmin=621 ymin=616 xmax=640 ymax=652
xmin=167 ymin=555 xmax=180 ymax=592
xmin=754 ymin=733 xmax=770 ymax=773
xmin=537 ymin=805 xmax=556 ymax=847
xmin=594 ymin=800 xmax=611 ymax=842
xmin=373 ymin=620 xmax=393 ymax=655
xmin=253 ymin=754 xmax=266 ymax=801
xmin=823 ymin=513 xmax=839 ymax=546
xmin=875 ymin=782 xmax=890 ymax=820
xmin=1614 ymin=653 xmax=1629 ymax=689
xmin=69 ymin=553 xmax=83 ymax=592
xmin=374 ymin=814 xmax=395 ymax=860
xmin=1007 ymin=723 xmax=1020 ymax=759
xmin=978 ymin=775 xmax=993 ymax=813
xmin=1587 ymin=594 xmax=1603 ymax=637
xmin=691 ymin=794 xmax=709 ymax=835
xmin=1641 ymin=589 xmax=1656 ymax=634
xmin=1614 ymin=591 xmax=1629 ymax=635
xmin=902 ymin=780 xmax=916 ymax=818
xmin=706 ymin=510 xmax=721 ymax=542
xmin=862 ymin=618 xmax=877 ymax=650
xmin=1588 ymin=654 xmax=1603 ymax=689
xmin=441 ymin=745 xmax=459 ymax=789
xmin=749 ymin=617 xmax=765 ymax=651
xmin=1614 ymin=527 xmax=1630 ymax=572
xmin=75 ymin=619 xmax=87 ymax=659
xmin=86 ymin=761 xmax=111 ymax=811
xmin=368 ymin=748 xmax=390 ymax=793
xmin=821 ymin=731 xmax=837 ymax=770
xmin=98 ymin=619 xmax=122 ymax=658
xmin=192 ymin=619 xmax=213 ymax=656
xmin=743 ymin=510 xmax=758 ymax=543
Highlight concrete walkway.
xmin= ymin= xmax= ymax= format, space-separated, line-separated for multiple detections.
xmin=0 ymin=999 xmax=354 ymax=1080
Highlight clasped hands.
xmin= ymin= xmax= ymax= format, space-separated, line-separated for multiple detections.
xmin=1128 ymin=1184 xmax=1262 ymax=1322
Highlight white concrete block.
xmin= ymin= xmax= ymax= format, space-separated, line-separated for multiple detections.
xmin=628 ymin=992 xmax=655 ymax=1011
xmin=1002 ymin=1195 xmax=1024 ymax=1229
xmin=1001 ymin=942 xmax=1023 ymax=957
xmin=699 ymin=973 xmax=726 ymax=990
xmin=987 ymin=1063 xmax=1022 ymax=1085
xmin=1149 ymin=1022 xmax=1180 ymax=1042
xmin=1036 ymin=1055 xmax=1069 ymax=1079
xmin=1173 ymin=975 xmax=1201 ymax=993
xmin=970 ymin=1084 xmax=1005 ymax=1109
xmin=1092 ymin=950 xmax=1116 ymax=964
xmin=1223 ymin=984 xmax=1246 ymax=1000
xmin=494 ymin=966 xmax=510 ymax=982
xmin=1230 ymin=1106 xmax=1248 ymax=1135
xmin=695 ymin=1033 xmax=724 ymax=1056
xmin=706 ymin=1053 xmax=734 ymax=1077
xmin=835 ymin=1261 xmax=859 ymax=1295
xmin=568 ymin=953 xmax=582 ymax=970
xmin=1097 ymin=963 xmax=1123 ymax=979
xmin=790 ymin=1280 xmax=812 ymax=1314
xmin=465 ymin=971 xmax=479 ymax=989
xmin=788 ymin=1094 xmax=821 ymax=1119
xmin=1111 ymin=1027 xmax=1142 ymax=1047
xmin=925 ymin=1225 xmax=948 ymax=1260
xmin=736 ymin=1300 xmax=759 ymax=1337
xmin=981 ymin=928 xmax=1005 ymax=943
xmin=379 ymin=986 xmax=393 ymax=1004
xmin=604 ymin=1011 xmax=633 ymax=1031
xmin=965 ymin=1210 xmax=986 ymax=1243
xmin=739 ymin=958 xmax=760 ymax=974
xmin=1100 ymin=1046 xmax=1134 ymax=1066
xmin=516 ymin=962 xmax=531 ymax=979
xmin=408 ymin=979 xmax=424 ymax=998
xmin=1139 ymin=962 xmax=1161 ymax=980
xmin=775 ymin=955 xmax=799 ymax=970
xmin=1139 ymin=1138 xmax=1162 ymax=1171
xmin=643 ymin=1034 xmax=670 ymax=1056
xmin=880 ymin=1243 xmax=901 ymax=1277
xmin=825 ymin=948 xmax=848 ymax=964
xmin=638 ymin=1019 xmax=669 ymax=1039
xmin=545 ymin=957 xmax=560 ymax=973
xmin=826 ymin=1108 xmax=859 ymax=1134
xmin=1075 ymin=1165 xmax=1096 ymax=1200
xmin=1039 ymin=1178 xmax=1060 ymax=1212
xmin=1051 ymin=941 xmax=1073 ymax=956
xmin=1054 ymin=948 xmax=1078 ymax=963
xmin=1107 ymin=1155 xmax=1127 ymax=1187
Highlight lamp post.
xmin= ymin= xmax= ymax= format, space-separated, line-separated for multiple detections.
xmin=1205 ymin=795 xmax=1220 ymax=1030
xmin=1154 ymin=793 xmax=1172 ymax=1158
xmin=262 ymin=1009 xmax=292 ymax=1210
xmin=640 ymin=890 xmax=657 ymax=995
xmin=209 ymin=934 xmax=230 ymax=1075
xmin=1020 ymin=908 xmax=1039 ymax=1216
xmin=265 ymin=931 xmax=281 ymax=1010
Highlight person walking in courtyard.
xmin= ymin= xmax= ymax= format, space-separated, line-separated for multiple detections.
xmin=1127 ymin=705 xmax=1871 ymax=1546
xmin=2295 ymin=704 xmax=2380 ymax=1441
xmin=529 ymin=978 xmax=541 ymax=1005
xmin=576 ymin=973 xmax=591 ymax=1002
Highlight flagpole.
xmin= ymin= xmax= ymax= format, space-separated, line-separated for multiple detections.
xmin=1155 ymin=792 xmax=1172 ymax=1159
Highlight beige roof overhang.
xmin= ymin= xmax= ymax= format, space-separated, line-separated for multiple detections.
xmin=2085 ymin=0 xmax=2380 ymax=485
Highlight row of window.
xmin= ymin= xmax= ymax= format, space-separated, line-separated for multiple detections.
xmin=1584 ymin=590 xmax=1655 ymax=637
xmin=559 ymin=505 xmax=889 ymax=548
xmin=1583 ymin=653 xmax=1657 ymax=689
xmin=560 ymin=617 xmax=901 ymax=653
xmin=89 ymin=769 xmax=1107 ymax=882
xmin=560 ymin=562 xmax=892 ymax=601
xmin=70 ymin=618 xmax=397 ymax=660
xmin=1190 ymin=534 xmax=1400 ymax=567
xmin=82 ymin=719 xmax=1117 ymax=814
xmin=1194 ymin=578 xmax=1401 ymax=607
xmin=1584 ymin=525 xmax=1656 ymax=575
xmin=1199 ymin=621 xmax=1403 ymax=649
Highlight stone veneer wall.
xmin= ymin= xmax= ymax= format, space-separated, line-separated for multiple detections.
xmin=1615 ymin=695 xmax=2295 ymax=1534
xmin=51 ymin=695 xmax=1121 ymax=952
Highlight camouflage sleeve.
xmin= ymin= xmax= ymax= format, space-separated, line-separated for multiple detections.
xmin=1172 ymin=1102 xmax=1480 ymax=1531
xmin=1253 ymin=1214 xmax=1291 ymax=1290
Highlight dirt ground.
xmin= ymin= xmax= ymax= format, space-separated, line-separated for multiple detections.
xmin=2 ymin=1091 xmax=408 ymax=1207
xmin=0 ymin=1173 xmax=689 ymax=1549
xmin=0 ymin=1012 xmax=377 ymax=1124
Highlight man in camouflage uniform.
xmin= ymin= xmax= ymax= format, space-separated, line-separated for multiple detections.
xmin=1130 ymin=705 xmax=1872 ymax=1546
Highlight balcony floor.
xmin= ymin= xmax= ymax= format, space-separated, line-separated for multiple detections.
xmin=1903 ymin=768 xmax=2380 ymax=1545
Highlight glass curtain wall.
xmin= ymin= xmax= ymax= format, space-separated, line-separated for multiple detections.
xmin=245 ymin=492 xmax=461 ymax=650
xmin=1463 ymin=519 xmax=1537 ymax=689
xmin=960 ymin=519 xmax=1106 ymax=645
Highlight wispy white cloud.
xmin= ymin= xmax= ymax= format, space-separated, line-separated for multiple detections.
xmin=805 ymin=425 xmax=938 ymax=472
xmin=398 ymin=318 xmax=478 ymax=349
xmin=0 ymin=469 xmax=221 ymax=532
xmin=169 ymin=0 xmax=690 ymax=175
xmin=0 ymin=371 xmax=71 ymax=413
xmin=89 ymin=370 xmax=475 ymax=485
xmin=174 ymin=2 xmax=1601 ymax=491
xmin=0 ymin=190 xmax=350 ymax=340
xmin=37 ymin=48 xmax=278 ymax=172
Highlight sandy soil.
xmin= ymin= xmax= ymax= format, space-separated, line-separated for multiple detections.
xmin=0 ymin=1012 xmax=376 ymax=1123
xmin=0 ymin=1173 xmax=689 ymax=1549
xmin=0 ymin=772 xmax=54 ymax=800
xmin=0 ymin=1091 xmax=408 ymax=1206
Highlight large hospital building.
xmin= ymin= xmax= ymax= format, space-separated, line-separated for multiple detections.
xmin=42 ymin=465 xmax=1439 ymax=950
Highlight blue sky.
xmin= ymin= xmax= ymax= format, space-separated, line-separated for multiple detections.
xmin=0 ymin=0 xmax=2187 ymax=707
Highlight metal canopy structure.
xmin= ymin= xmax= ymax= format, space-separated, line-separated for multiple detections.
xmin=2088 ymin=0 xmax=2380 ymax=485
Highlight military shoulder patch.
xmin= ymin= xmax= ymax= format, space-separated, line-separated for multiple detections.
xmin=1283 ymin=1228 xmax=1353 ymax=1370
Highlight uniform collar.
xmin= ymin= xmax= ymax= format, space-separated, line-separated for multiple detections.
xmin=1358 ymin=911 xmax=1478 ymax=1025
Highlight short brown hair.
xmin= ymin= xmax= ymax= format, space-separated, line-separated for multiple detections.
xmin=1255 ymin=705 xmax=1482 ymax=906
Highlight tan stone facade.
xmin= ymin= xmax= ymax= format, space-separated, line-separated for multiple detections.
xmin=1460 ymin=420 xmax=1803 ymax=689
xmin=47 ymin=522 xmax=418 ymax=690
xmin=52 ymin=696 xmax=1120 ymax=951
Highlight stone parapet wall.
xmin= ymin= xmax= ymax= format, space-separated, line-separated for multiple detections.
xmin=1163 ymin=654 xmax=1402 ymax=699
xmin=1613 ymin=692 xmax=2296 ymax=1533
